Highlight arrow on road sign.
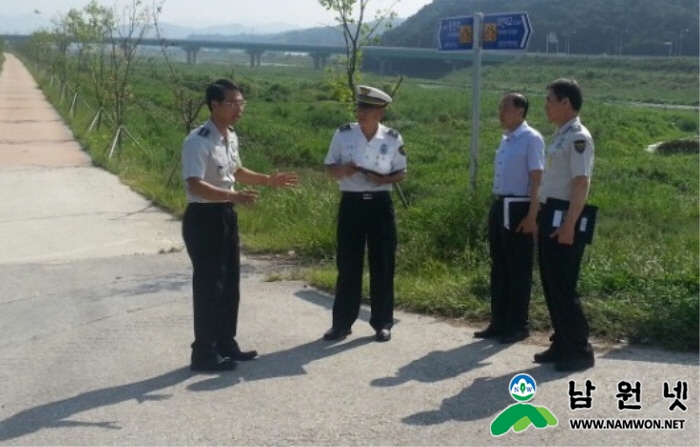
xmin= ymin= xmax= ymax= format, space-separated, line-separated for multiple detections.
xmin=482 ymin=12 xmax=532 ymax=51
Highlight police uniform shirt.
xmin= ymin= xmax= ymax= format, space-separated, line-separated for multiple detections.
xmin=324 ymin=122 xmax=407 ymax=192
xmin=538 ymin=117 xmax=594 ymax=203
xmin=182 ymin=119 xmax=242 ymax=203
xmin=492 ymin=121 xmax=545 ymax=196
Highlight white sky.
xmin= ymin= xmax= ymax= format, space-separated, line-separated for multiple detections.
xmin=2 ymin=0 xmax=435 ymax=28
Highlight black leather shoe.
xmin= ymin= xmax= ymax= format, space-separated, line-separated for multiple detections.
xmin=323 ymin=327 xmax=352 ymax=341
xmin=554 ymin=351 xmax=595 ymax=372
xmin=533 ymin=345 xmax=562 ymax=364
xmin=375 ymin=328 xmax=391 ymax=342
xmin=190 ymin=354 xmax=236 ymax=372
xmin=218 ymin=344 xmax=258 ymax=361
xmin=474 ymin=325 xmax=505 ymax=339
xmin=499 ymin=328 xmax=530 ymax=344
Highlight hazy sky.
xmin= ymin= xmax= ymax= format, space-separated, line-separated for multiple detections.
xmin=3 ymin=0 xmax=435 ymax=28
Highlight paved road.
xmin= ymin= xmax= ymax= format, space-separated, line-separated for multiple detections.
xmin=0 ymin=53 xmax=697 ymax=446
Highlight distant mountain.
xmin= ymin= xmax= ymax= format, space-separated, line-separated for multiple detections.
xmin=381 ymin=0 xmax=699 ymax=57
xmin=188 ymin=18 xmax=405 ymax=46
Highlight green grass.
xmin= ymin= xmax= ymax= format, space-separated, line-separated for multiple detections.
xmin=18 ymin=51 xmax=699 ymax=351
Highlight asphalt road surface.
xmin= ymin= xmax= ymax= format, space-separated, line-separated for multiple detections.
xmin=0 ymin=53 xmax=697 ymax=446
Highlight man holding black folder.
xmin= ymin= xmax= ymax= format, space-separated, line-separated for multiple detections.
xmin=475 ymin=93 xmax=544 ymax=344
xmin=322 ymin=85 xmax=407 ymax=342
xmin=535 ymin=78 xmax=595 ymax=372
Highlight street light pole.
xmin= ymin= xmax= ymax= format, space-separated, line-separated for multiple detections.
xmin=663 ymin=41 xmax=672 ymax=57
xmin=678 ymin=29 xmax=689 ymax=56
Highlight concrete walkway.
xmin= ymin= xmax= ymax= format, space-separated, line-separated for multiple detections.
xmin=0 ymin=53 xmax=697 ymax=446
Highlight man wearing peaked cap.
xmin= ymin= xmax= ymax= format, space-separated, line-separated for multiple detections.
xmin=356 ymin=85 xmax=393 ymax=107
xmin=322 ymin=84 xmax=407 ymax=343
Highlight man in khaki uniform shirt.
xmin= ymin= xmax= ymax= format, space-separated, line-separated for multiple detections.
xmin=535 ymin=78 xmax=595 ymax=373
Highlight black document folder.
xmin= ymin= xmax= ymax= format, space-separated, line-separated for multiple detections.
xmin=539 ymin=198 xmax=598 ymax=244
xmin=503 ymin=197 xmax=531 ymax=231
xmin=356 ymin=166 xmax=405 ymax=177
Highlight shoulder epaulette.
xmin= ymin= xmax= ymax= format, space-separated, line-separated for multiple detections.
xmin=387 ymin=128 xmax=399 ymax=138
xmin=338 ymin=123 xmax=352 ymax=132
xmin=196 ymin=127 xmax=211 ymax=138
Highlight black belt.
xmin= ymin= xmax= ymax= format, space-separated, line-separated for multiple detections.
xmin=187 ymin=202 xmax=233 ymax=208
xmin=493 ymin=194 xmax=527 ymax=201
xmin=342 ymin=191 xmax=390 ymax=200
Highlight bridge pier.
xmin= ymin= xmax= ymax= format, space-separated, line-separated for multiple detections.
xmin=183 ymin=47 xmax=200 ymax=65
xmin=310 ymin=52 xmax=330 ymax=70
xmin=246 ymin=50 xmax=264 ymax=67
xmin=379 ymin=59 xmax=393 ymax=75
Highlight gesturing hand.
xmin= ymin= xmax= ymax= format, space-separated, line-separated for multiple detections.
xmin=269 ymin=171 xmax=299 ymax=187
xmin=233 ymin=189 xmax=259 ymax=205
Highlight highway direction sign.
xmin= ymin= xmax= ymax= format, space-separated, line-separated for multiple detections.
xmin=437 ymin=12 xmax=532 ymax=51
xmin=482 ymin=12 xmax=532 ymax=50
xmin=437 ymin=16 xmax=475 ymax=51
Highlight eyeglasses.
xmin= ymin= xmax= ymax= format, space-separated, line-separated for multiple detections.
xmin=221 ymin=100 xmax=247 ymax=108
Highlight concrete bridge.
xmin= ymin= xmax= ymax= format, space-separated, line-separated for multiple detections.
xmin=0 ymin=34 xmax=516 ymax=72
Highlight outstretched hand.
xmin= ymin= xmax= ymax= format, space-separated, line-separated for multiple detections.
xmin=269 ymin=171 xmax=299 ymax=187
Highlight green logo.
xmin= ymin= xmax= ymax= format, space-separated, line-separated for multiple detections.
xmin=490 ymin=373 xmax=558 ymax=436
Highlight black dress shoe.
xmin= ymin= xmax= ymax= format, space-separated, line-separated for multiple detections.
xmin=323 ymin=327 xmax=352 ymax=341
xmin=499 ymin=328 xmax=530 ymax=344
xmin=554 ymin=351 xmax=595 ymax=372
xmin=218 ymin=345 xmax=258 ymax=361
xmin=375 ymin=328 xmax=391 ymax=342
xmin=190 ymin=354 xmax=236 ymax=372
xmin=474 ymin=325 xmax=505 ymax=339
xmin=533 ymin=345 xmax=562 ymax=363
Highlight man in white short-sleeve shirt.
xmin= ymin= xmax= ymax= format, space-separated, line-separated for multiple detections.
xmin=181 ymin=79 xmax=298 ymax=372
xmin=322 ymin=85 xmax=407 ymax=343
xmin=535 ymin=78 xmax=595 ymax=373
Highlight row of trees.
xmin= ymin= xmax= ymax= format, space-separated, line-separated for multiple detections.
xmin=15 ymin=0 xmax=398 ymax=143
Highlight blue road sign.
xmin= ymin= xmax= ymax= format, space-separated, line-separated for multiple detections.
xmin=482 ymin=12 xmax=532 ymax=51
xmin=437 ymin=12 xmax=532 ymax=51
xmin=437 ymin=16 xmax=475 ymax=51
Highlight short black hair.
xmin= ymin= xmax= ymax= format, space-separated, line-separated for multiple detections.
xmin=508 ymin=93 xmax=529 ymax=118
xmin=547 ymin=78 xmax=583 ymax=111
xmin=205 ymin=79 xmax=241 ymax=111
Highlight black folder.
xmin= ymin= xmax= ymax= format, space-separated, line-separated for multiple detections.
xmin=503 ymin=198 xmax=531 ymax=231
xmin=539 ymin=198 xmax=598 ymax=244
xmin=355 ymin=166 xmax=405 ymax=177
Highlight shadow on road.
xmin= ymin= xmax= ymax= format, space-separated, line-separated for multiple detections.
xmin=371 ymin=339 xmax=508 ymax=387
xmin=400 ymin=364 xmax=565 ymax=426
xmin=187 ymin=337 xmax=375 ymax=392
xmin=0 ymin=367 xmax=192 ymax=442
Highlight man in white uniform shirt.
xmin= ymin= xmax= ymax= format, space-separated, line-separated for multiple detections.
xmin=475 ymin=93 xmax=544 ymax=344
xmin=322 ymin=85 xmax=407 ymax=342
xmin=182 ymin=79 xmax=298 ymax=372
xmin=535 ymin=78 xmax=595 ymax=372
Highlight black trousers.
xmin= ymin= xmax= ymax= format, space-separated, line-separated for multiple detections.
xmin=538 ymin=205 xmax=590 ymax=354
xmin=488 ymin=199 xmax=534 ymax=331
xmin=182 ymin=202 xmax=240 ymax=355
xmin=333 ymin=191 xmax=396 ymax=331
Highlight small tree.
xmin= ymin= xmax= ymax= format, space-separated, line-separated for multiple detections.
xmin=318 ymin=0 xmax=398 ymax=102
xmin=153 ymin=1 xmax=206 ymax=136
xmin=62 ymin=1 xmax=115 ymax=130
xmin=106 ymin=0 xmax=152 ymax=131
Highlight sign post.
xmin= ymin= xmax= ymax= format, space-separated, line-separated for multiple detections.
xmin=470 ymin=13 xmax=482 ymax=192
xmin=437 ymin=12 xmax=532 ymax=191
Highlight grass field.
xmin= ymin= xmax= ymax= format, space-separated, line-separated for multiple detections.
xmin=17 ymin=50 xmax=699 ymax=350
